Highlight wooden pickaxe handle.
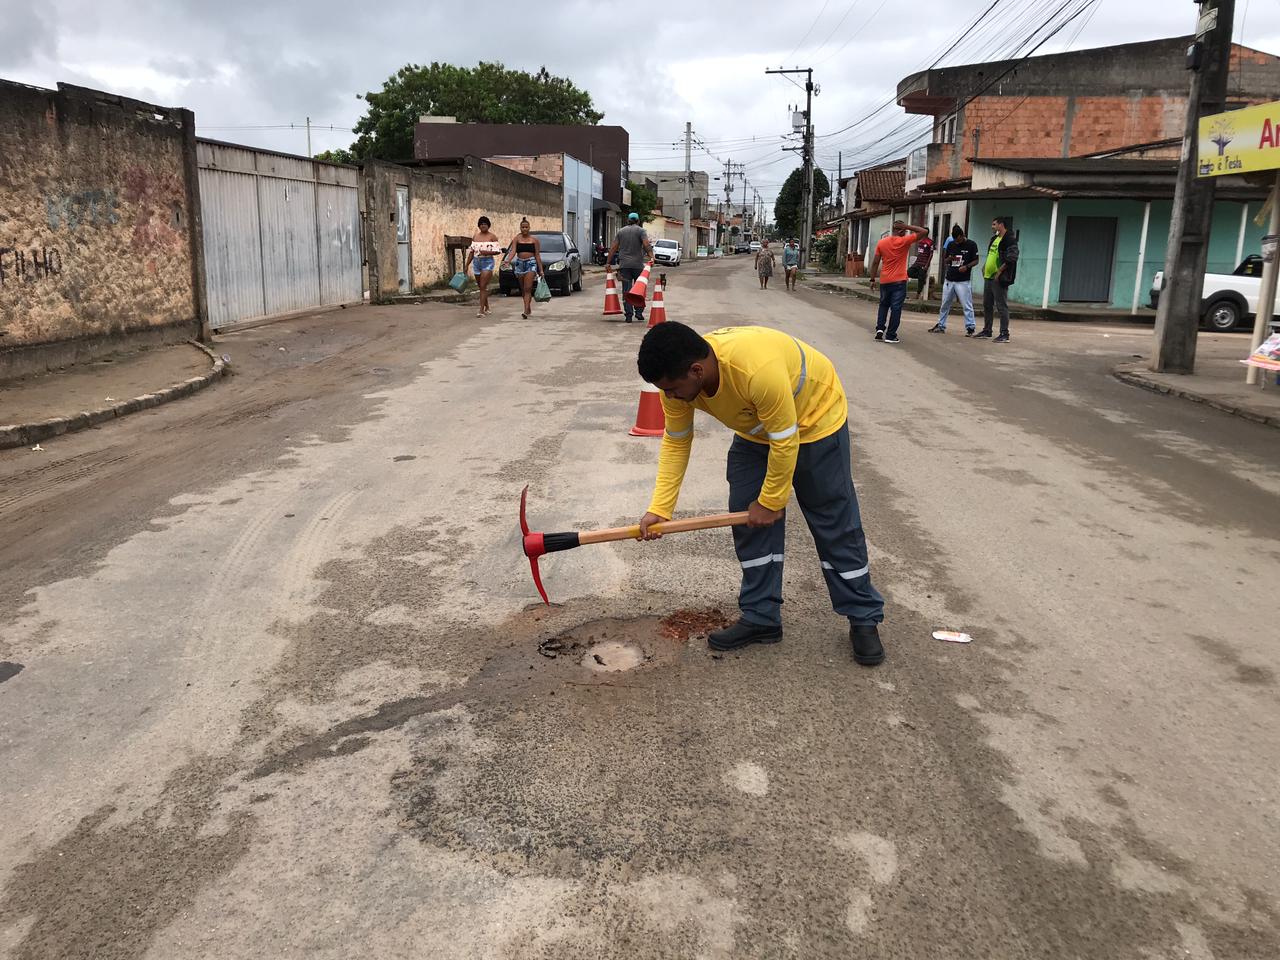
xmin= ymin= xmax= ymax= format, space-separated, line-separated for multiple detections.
xmin=579 ymin=512 xmax=748 ymax=545
xmin=520 ymin=485 xmax=749 ymax=605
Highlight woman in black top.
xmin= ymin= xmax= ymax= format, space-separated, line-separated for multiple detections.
xmin=504 ymin=218 xmax=544 ymax=319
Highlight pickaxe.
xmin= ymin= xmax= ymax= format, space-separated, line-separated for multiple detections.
xmin=520 ymin=485 xmax=748 ymax=605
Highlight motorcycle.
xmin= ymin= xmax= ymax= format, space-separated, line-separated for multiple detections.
xmin=591 ymin=241 xmax=609 ymax=266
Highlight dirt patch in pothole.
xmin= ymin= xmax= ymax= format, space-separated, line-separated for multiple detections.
xmin=659 ymin=607 xmax=732 ymax=641
xmin=533 ymin=609 xmax=730 ymax=672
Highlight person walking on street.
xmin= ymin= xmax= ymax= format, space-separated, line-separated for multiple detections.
xmin=755 ymin=239 xmax=776 ymax=290
xmin=977 ymin=217 xmax=1018 ymax=342
xmin=634 ymin=321 xmax=886 ymax=664
xmin=929 ymin=225 xmax=980 ymax=335
xmin=782 ymin=239 xmax=800 ymax=290
xmin=463 ymin=216 xmax=503 ymax=318
xmin=868 ymin=220 xmax=929 ymax=343
xmin=505 ymin=218 xmax=543 ymax=319
xmin=608 ymin=212 xmax=654 ymax=323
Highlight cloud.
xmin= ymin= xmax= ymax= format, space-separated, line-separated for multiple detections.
xmin=2 ymin=0 xmax=1278 ymax=208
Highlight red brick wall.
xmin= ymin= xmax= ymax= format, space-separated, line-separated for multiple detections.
xmin=949 ymin=94 xmax=1188 ymax=179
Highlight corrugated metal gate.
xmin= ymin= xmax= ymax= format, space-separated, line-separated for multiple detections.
xmin=197 ymin=141 xmax=362 ymax=330
xmin=1058 ymin=216 xmax=1117 ymax=303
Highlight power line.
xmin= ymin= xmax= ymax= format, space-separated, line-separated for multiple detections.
xmin=784 ymin=0 xmax=833 ymax=61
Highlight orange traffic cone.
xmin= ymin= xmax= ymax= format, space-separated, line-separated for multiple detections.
xmin=602 ymin=268 xmax=622 ymax=316
xmin=648 ymin=274 xmax=668 ymax=327
xmin=625 ymin=261 xmax=653 ymax=309
xmin=629 ymin=383 xmax=665 ymax=437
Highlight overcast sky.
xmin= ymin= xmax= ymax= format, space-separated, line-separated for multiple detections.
xmin=3 ymin=0 xmax=1278 ymax=208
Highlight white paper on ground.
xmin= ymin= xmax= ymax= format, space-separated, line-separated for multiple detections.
xmin=932 ymin=630 xmax=973 ymax=644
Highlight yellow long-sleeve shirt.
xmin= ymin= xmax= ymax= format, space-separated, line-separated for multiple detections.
xmin=646 ymin=326 xmax=848 ymax=518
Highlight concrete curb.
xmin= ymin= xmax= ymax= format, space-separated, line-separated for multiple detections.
xmin=1113 ymin=363 xmax=1279 ymax=429
xmin=0 ymin=340 xmax=229 ymax=449
xmin=808 ymin=279 xmax=1047 ymax=321
xmin=808 ymin=278 xmax=1156 ymax=326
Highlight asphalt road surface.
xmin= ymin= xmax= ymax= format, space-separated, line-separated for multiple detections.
xmin=2 ymin=257 xmax=1278 ymax=959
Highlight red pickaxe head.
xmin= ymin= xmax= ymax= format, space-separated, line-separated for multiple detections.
xmin=520 ymin=486 xmax=582 ymax=605
xmin=520 ymin=485 xmax=548 ymax=604
xmin=519 ymin=487 xmax=747 ymax=605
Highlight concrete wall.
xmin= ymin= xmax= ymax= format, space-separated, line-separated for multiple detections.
xmin=363 ymin=157 xmax=560 ymax=298
xmin=488 ymin=154 xmax=564 ymax=187
xmin=362 ymin=161 xmax=412 ymax=301
xmin=0 ymin=81 xmax=204 ymax=376
xmin=414 ymin=123 xmax=629 ymax=205
xmin=968 ymin=197 xmax=1270 ymax=310
xmin=629 ymin=170 xmax=711 ymax=216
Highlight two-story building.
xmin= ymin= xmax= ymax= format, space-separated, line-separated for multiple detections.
xmin=889 ymin=36 xmax=1280 ymax=312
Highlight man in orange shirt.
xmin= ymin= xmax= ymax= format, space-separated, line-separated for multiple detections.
xmin=868 ymin=220 xmax=930 ymax=343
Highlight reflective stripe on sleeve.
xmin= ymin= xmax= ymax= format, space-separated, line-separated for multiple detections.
xmin=665 ymin=426 xmax=692 ymax=439
xmin=740 ymin=553 xmax=785 ymax=569
xmin=767 ymin=424 xmax=798 ymax=441
xmin=821 ymin=560 xmax=869 ymax=580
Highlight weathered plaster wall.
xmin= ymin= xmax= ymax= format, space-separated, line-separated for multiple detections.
xmin=0 ymin=82 xmax=201 ymax=367
xmin=362 ymin=160 xmax=412 ymax=301
xmin=407 ymin=158 xmax=561 ymax=292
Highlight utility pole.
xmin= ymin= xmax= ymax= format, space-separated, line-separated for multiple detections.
xmin=1152 ymin=0 xmax=1236 ymax=373
xmin=766 ymin=67 xmax=815 ymax=272
xmin=306 ymin=116 xmax=312 ymax=157
xmin=682 ymin=121 xmax=693 ymax=260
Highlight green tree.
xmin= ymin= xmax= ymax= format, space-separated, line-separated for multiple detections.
xmin=625 ymin=180 xmax=658 ymax=225
xmin=772 ymin=167 xmax=830 ymax=239
xmin=349 ymin=62 xmax=604 ymax=161
xmin=314 ymin=148 xmax=356 ymax=165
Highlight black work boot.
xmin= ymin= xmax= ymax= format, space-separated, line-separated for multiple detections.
xmin=850 ymin=623 xmax=885 ymax=666
xmin=709 ymin=619 xmax=783 ymax=651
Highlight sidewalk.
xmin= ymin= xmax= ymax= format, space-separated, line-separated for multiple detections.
xmin=0 ymin=341 xmax=227 ymax=448
xmin=1115 ymin=355 xmax=1280 ymax=428
xmin=806 ymin=272 xmax=1158 ymax=325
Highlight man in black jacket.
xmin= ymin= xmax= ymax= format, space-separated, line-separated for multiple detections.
xmin=976 ymin=217 xmax=1018 ymax=343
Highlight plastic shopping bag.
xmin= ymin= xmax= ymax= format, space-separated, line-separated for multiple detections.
xmin=533 ymin=276 xmax=552 ymax=302
xmin=448 ymin=271 xmax=469 ymax=292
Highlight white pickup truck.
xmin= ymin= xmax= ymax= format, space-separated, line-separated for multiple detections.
xmin=1150 ymin=256 xmax=1280 ymax=332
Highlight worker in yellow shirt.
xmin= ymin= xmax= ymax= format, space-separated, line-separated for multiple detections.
xmin=636 ymin=321 xmax=885 ymax=664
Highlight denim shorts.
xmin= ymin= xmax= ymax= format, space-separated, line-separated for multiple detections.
xmin=472 ymin=256 xmax=495 ymax=275
xmin=513 ymin=257 xmax=539 ymax=276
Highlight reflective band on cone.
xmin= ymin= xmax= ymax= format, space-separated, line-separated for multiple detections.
xmin=602 ymin=268 xmax=623 ymax=316
xmin=648 ymin=276 xmax=668 ymax=327
xmin=629 ymin=382 xmax=665 ymax=437
xmin=625 ymin=262 xmax=653 ymax=309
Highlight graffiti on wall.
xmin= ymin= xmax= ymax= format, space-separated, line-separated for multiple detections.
xmin=0 ymin=246 xmax=63 ymax=286
xmin=46 ymin=190 xmax=120 ymax=231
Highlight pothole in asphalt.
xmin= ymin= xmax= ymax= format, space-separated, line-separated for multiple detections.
xmin=535 ymin=609 xmax=732 ymax=674
xmin=581 ymin=640 xmax=644 ymax=673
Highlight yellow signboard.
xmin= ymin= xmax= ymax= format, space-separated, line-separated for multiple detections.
xmin=1198 ymin=100 xmax=1280 ymax=177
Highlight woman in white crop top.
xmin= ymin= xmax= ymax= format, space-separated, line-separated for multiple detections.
xmin=464 ymin=215 xmax=503 ymax=317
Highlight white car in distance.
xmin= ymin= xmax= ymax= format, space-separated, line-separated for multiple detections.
xmin=653 ymin=238 xmax=682 ymax=266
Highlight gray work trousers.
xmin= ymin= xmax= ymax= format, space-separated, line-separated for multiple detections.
xmin=727 ymin=425 xmax=884 ymax=628
xmin=981 ymin=278 xmax=1010 ymax=336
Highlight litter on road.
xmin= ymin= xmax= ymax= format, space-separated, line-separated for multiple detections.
xmin=933 ymin=630 xmax=973 ymax=644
